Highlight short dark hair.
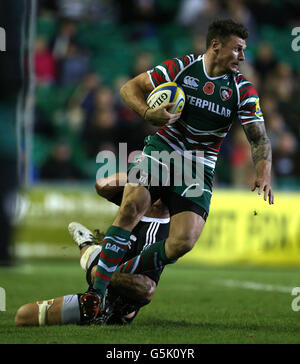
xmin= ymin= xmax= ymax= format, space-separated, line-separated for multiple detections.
xmin=206 ymin=19 xmax=248 ymax=49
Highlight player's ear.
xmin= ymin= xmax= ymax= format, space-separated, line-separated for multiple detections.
xmin=210 ymin=39 xmax=222 ymax=54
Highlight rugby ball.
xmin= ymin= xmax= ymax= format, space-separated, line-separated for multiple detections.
xmin=146 ymin=82 xmax=185 ymax=114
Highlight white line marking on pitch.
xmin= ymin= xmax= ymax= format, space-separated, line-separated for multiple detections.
xmin=215 ymin=279 xmax=293 ymax=293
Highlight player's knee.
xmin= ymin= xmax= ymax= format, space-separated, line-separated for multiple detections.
xmin=95 ymin=173 xmax=127 ymax=199
xmin=118 ymin=185 xmax=151 ymax=224
xmin=95 ymin=180 xmax=106 ymax=197
xmin=95 ymin=178 xmax=113 ymax=198
xmin=119 ymin=200 xmax=139 ymax=220
xmin=15 ymin=304 xmax=35 ymax=326
xmin=166 ymin=233 xmax=198 ymax=259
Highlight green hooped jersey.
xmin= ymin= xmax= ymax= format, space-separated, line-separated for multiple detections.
xmin=147 ymin=54 xmax=264 ymax=170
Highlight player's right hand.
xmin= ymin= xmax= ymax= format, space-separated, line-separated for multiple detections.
xmin=144 ymin=103 xmax=181 ymax=126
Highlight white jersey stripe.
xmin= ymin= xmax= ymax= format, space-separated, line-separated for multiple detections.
xmin=157 ymin=134 xmax=216 ymax=169
xmin=97 ymin=260 xmax=117 ymax=273
xmin=156 ymin=65 xmax=171 ymax=82
xmin=104 ymin=236 xmax=129 ymax=246
xmin=130 ymin=255 xmax=141 ymax=274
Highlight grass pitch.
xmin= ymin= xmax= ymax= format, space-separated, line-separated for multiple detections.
xmin=1 ymin=259 xmax=300 ymax=344
xmin=1 ymin=187 xmax=299 ymax=344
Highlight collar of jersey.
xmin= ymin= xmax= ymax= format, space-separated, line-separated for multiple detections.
xmin=202 ymin=54 xmax=228 ymax=80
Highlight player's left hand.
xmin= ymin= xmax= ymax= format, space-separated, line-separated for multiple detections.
xmin=251 ymin=177 xmax=274 ymax=205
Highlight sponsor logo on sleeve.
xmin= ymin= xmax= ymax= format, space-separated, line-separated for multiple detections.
xmin=255 ymin=98 xmax=263 ymax=118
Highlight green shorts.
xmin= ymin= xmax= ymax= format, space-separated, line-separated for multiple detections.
xmin=128 ymin=135 xmax=214 ymax=219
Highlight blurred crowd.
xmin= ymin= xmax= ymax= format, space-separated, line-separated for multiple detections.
xmin=32 ymin=0 xmax=300 ymax=190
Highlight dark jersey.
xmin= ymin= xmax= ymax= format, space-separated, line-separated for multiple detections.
xmin=147 ymin=54 xmax=264 ymax=171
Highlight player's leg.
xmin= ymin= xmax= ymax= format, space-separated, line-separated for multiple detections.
xmin=69 ymin=218 xmax=165 ymax=304
xmin=165 ymin=211 xmax=205 ymax=258
xmin=15 ymin=295 xmax=80 ymax=326
xmin=92 ymin=182 xmax=152 ymax=299
xmin=14 ymin=272 xmax=156 ymax=327
xmin=78 ymin=214 xmax=170 ymax=324
xmin=112 ymin=194 xmax=208 ymax=275
xmin=95 ymin=172 xmax=127 ymax=204
xmin=77 ymin=220 xmax=163 ymax=311
xmin=95 ymin=173 xmax=170 ymax=220
xmin=15 ymin=208 xmax=170 ymax=328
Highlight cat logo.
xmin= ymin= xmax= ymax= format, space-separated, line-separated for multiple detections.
xmin=106 ymin=243 xmax=121 ymax=253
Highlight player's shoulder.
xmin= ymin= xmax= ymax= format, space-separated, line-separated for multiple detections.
xmin=234 ymin=71 xmax=259 ymax=103
xmin=173 ymin=53 xmax=202 ymax=64
xmin=148 ymin=53 xmax=201 ymax=86
xmin=162 ymin=53 xmax=201 ymax=71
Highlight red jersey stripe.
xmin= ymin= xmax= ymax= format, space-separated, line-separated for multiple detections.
xmin=100 ymin=250 xmax=123 ymax=264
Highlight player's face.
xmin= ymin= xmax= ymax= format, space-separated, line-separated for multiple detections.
xmin=218 ymin=35 xmax=246 ymax=73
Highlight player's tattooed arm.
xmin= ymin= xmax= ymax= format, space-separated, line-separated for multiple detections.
xmin=243 ymin=121 xmax=272 ymax=165
xmin=243 ymin=121 xmax=274 ymax=204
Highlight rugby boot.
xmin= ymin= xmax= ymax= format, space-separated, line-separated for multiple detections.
xmin=68 ymin=222 xmax=96 ymax=250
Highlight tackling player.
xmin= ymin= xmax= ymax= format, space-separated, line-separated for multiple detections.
xmin=14 ymin=201 xmax=170 ymax=326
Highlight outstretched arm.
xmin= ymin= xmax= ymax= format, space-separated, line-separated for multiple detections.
xmin=243 ymin=121 xmax=274 ymax=204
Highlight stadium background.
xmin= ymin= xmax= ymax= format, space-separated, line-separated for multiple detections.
xmin=0 ymin=0 xmax=300 ymax=266
xmin=12 ymin=0 xmax=300 ymax=266
xmin=1 ymin=0 xmax=300 ymax=345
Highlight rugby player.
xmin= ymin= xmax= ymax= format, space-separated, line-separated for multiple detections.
xmin=88 ymin=19 xmax=274 ymax=317
xmin=14 ymin=196 xmax=170 ymax=326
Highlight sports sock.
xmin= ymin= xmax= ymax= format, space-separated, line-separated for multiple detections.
xmin=93 ymin=225 xmax=131 ymax=296
xmin=117 ymin=239 xmax=176 ymax=275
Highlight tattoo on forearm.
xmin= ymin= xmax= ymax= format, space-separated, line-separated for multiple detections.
xmin=243 ymin=122 xmax=272 ymax=166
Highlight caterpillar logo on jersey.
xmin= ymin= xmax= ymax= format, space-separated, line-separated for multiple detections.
xmin=183 ymin=76 xmax=199 ymax=90
xmin=105 ymin=243 xmax=121 ymax=253
xmin=220 ymin=86 xmax=233 ymax=101
xmin=186 ymin=95 xmax=232 ymax=117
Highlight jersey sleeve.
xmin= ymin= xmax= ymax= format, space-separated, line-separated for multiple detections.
xmin=147 ymin=54 xmax=200 ymax=88
xmin=235 ymin=73 xmax=264 ymax=125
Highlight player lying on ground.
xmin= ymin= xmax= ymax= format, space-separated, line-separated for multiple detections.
xmin=15 ymin=188 xmax=170 ymax=326
xmin=15 ymin=173 xmax=169 ymax=326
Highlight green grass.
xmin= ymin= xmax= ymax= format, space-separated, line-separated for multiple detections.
xmin=3 ymin=186 xmax=300 ymax=344
xmin=1 ymin=259 xmax=300 ymax=344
